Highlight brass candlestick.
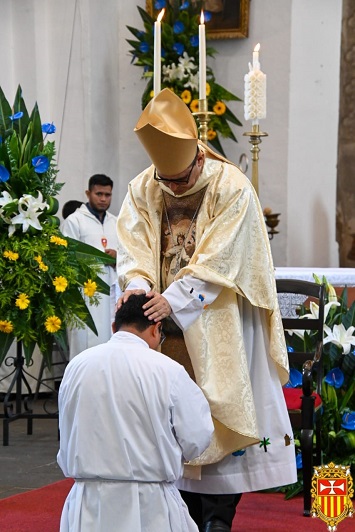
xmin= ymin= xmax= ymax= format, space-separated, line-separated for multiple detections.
xmin=243 ymin=124 xmax=268 ymax=196
xmin=193 ymin=99 xmax=215 ymax=143
xmin=264 ymin=212 xmax=280 ymax=240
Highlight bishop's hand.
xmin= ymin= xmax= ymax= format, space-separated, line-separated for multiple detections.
xmin=143 ymin=291 xmax=172 ymax=322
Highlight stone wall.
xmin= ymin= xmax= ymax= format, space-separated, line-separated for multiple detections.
xmin=336 ymin=0 xmax=355 ymax=266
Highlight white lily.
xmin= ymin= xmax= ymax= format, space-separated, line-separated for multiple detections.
xmin=184 ymin=72 xmax=199 ymax=92
xmin=178 ymin=52 xmax=195 ymax=73
xmin=0 ymin=190 xmax=15 ymax=207
xmin=10 ymin=191 xmax=48 ymax=233
xmin=323 ymin=323 xmax=355 ymax=355
xmin=288 ymin=299 xmax=340 ymax=339
xmin=163 ymin=63 xmax=186 ymax=82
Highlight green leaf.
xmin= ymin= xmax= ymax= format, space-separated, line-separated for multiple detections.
xmin=0 ymin=86 xmax=12 ymax=135
xmin=0 ymin=332 xmax=15 ymax=364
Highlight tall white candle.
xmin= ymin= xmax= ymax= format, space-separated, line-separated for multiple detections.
xmin=153 ymin=9 xmax=165 ymax=96
xmin=244 ymin=43 xmax=266 ymax=126
xmin=199 ymin=11 xmax=206 ymax=100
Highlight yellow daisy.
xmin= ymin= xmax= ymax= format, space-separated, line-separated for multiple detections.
xmin=15 ymin=293 xmax=30 ymax=310
xmin=39 ymin=262 xmax=48 ymax=272
xmin=53 ymin=276 xmax=68 ymax=292
xmin=0 ymin=320 xmax=14 ymax=333
xmin=181 ymin=90 xmax=192 ymax=104
xmin=190 ymin=99 xmax=199 ymax=113
xmin=83 ymin=279 xmax=97 ymax=297
xmin=206 ymin=83 xmax=211 ymax=97
xmin=45 ymin=315 xmax=62 ymax=333
xmin=149 ymin=90 xmax=155 ymax=99
xmin=213 ymin=101 xmax=226 ymax=115
xmin=3 ymin=250 xmax=19 ymax=261
xmin=34 ymin=255 xmax=42 ymax=263
xmin=50 ymin=235 xmax=68 ymax=247
xmin=207 ymin=129 xmax=217 ymax=141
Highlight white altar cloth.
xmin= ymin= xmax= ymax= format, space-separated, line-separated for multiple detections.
xmin=275 ymin=267 xmax=355 ymax=287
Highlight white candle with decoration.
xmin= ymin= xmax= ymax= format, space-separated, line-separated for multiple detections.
xmin=153 ymin=9 xmax=165 ymax=96
xmin=244 ymin=43 xmax=266 ymax=126
xmin=199 ymin=10 xmax=206 ymax=100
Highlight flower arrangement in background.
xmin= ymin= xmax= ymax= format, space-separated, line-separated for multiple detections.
xmin=127 ymin=0 xmax=242 ymax=156
xmin=0 ymin=86 xmax=115 ymax=366
xmin=280 ymin=274 xmax=355 ymax=498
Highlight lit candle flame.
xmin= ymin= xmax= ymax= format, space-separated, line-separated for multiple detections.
xmin=157 ymin=8 xmax=165 ymax=23
xmin=200 ymin=9 xmax=204 ymax=25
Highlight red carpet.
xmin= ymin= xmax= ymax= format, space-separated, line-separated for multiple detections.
xmin=0 ymin=479 xmax=353 ymax=531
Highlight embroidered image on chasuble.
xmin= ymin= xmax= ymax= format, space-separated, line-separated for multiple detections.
xmin=161 ymin=188 xmax=206 ymax=289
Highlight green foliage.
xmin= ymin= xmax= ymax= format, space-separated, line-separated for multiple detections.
xmin=0 ymin=86 xmax=115 ymax=365
xmin=127 ymin=2 xmax=242 ymax=157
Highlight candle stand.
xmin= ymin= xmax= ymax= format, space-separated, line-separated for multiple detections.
xmin=243 ymin=124 xmax=268 ymax=197
xmin=193 ymin=99 xmax=215 ymax=144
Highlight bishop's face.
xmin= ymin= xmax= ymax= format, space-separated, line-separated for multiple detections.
xmin=154 ymin=150 xmax=205 ymax=195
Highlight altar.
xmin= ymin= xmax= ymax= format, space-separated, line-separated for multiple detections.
xmin=275 ymin=267 xmax=355 ymax=303
xmin=274 ymin=267 xmax=355 ymax=286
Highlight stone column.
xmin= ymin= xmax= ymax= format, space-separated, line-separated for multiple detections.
xmin=336 ymin=0 xmax=355 ymax=266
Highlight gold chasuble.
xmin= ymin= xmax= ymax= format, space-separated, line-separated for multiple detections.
xmin=116 ymin=145 xmax=289 ymax=467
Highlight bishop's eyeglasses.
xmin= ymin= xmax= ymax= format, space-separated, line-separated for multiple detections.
xmin=153 ymin=149 xmax=199 ymax=185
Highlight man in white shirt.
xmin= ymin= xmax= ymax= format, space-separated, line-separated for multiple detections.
xmin=62 ymin=174 xmax=119 ymax=358
xmin=57 ymin=294 xmax=214 ymax=532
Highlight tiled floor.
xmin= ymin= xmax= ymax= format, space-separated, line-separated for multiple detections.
xmin=0 ymin=396 xmax=65 ymax=500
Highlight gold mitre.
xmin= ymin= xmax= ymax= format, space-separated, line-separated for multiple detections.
xmin=134 ymin=88 xmax=198 ymax=175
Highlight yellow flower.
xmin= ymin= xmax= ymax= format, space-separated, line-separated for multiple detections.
xmin=45 ymin=315 xmax=61 ymax=333
xmin=15 ymin=293 xmax=30 ymax=310
xmin=39 ymin=262 xmax=48 ymax=272
xmin=149 ymin=90 xmax=155 ymax=99
xmin=34 ymin=255 xmax=42 ymax=263
xmin=0 ymin=320 xmax=14 ymax=333
xmin=181 ymin=90 xmax=192 ymax=104
xmin=207 ymin=129 xmax=217 ymax=141
xmin=190 ymin=99 xmax=199 ymax=113
xmin=206 ymin=83 xmax=211 ymax=96
xmin=84 ymin=279 xmax=97 ymax=297
xmin=213 ymin=101 xmax=226 ymax=115
xmin=50 ymin=235 xmax=68 ymax=247
xmin=3 ymin=250 xmax=19 ymax=261
xmin=53 ymin=276 xmax=68 ymax=292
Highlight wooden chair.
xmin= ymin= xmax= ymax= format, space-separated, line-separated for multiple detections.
xmin=276 ymin=279 xmax=325 ymax=516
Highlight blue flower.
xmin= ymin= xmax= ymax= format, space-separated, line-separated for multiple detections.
xmin=0 ymin=164 xmax=10 ymax=182
xmin=204 ymin=11 xmax=212 ymax=23
xmin=139 ymin=42 xmax=150 ymax=53
xmin=173 ymin=21 xmax=185 ymax=34
xmin=324 ymin=368 xmax=344 ymax=389
xmin=32 ymin=155 xmax=50 ymax=174
xmin=341 ymin=412 xmax=355 ymax=430
xmin=161 ymin=48 xmax=166 ymax=58
xmin=173 ymin=42 xmax=185 ymax=55
xmin=154 ymin=0 xmax=166 ymax=9
xmin=190 ymin=35 xmax=199 ymax=47
xmin=9 ymin=111 xmax=23 ymax=121
xmin=287 ymin=346 xmax=294 ymax=352
xmin=180 ymin=1 xmax=189 ymax=9
xmin=284 ymin=368 xmax=302 ymax=388
xmin=41 ymin=123 xmax=56 ymax=134
xmin=296 ymin=453 xmax=303 ymax=469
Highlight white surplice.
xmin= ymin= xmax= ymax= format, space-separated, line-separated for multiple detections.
xmin=62 ymin=204 xmax=119 ymax=358
xmin=57 ymin=332 xmax=214 ymax=532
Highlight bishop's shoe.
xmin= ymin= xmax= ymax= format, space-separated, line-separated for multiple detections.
xmin=202 ymin=518 xmax=231 ymax=532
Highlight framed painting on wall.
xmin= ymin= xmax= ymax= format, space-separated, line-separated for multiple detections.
xmin=146 ymin=0 xmax=250 ymax=39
